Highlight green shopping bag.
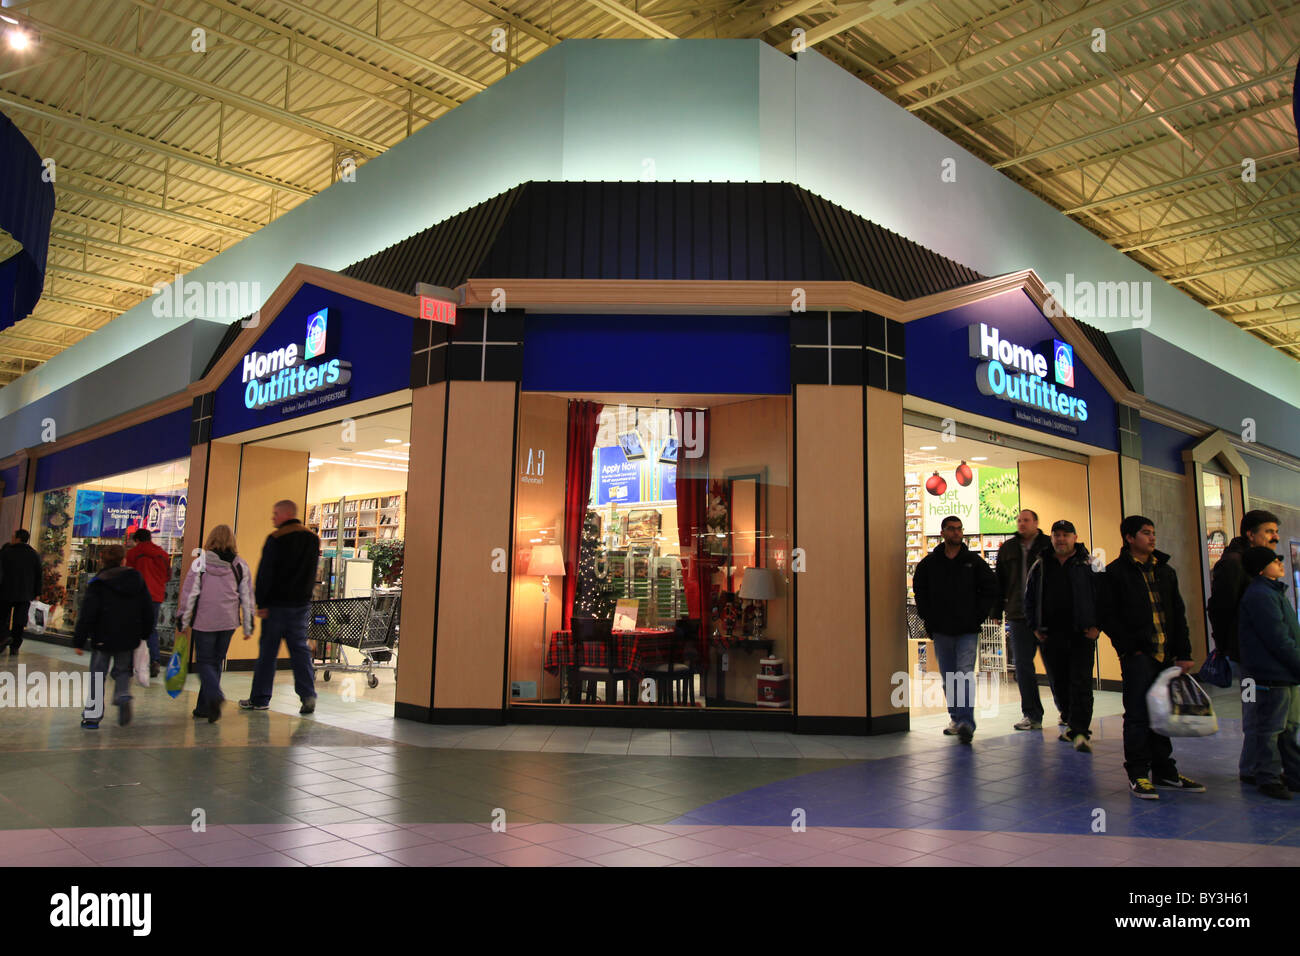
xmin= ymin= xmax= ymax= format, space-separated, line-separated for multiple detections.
xmin=165 ymin=630 xmax=191 ymax=699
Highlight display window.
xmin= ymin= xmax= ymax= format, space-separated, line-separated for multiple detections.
xmin=34 ymin=459 xmax=189 ymax=646
xmin=508 ymin=394 xmax=792 ymax=711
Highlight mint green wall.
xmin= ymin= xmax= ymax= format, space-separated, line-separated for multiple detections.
xmin=3 ymin=38 xmax=1296 ymax=446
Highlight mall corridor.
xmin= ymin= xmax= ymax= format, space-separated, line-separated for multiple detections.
xmin=3 ymin=641 xmax=1298 ymax=869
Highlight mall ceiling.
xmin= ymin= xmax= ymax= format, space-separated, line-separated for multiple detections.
xmin=0 ymin=0 xmax=1296 ymax=385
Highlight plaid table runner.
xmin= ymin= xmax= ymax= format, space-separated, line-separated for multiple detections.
xmin=545 ymin=629 xmax=706 ymax=676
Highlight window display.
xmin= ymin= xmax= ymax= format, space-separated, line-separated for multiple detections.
xmin=35 ymin=459 xmax=189 ymax=646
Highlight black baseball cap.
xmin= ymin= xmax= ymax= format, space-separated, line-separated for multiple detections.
xmin=1050 ymin=520 xmax=1076 ymax=534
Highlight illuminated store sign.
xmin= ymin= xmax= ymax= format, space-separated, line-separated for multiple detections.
xmin=242 ymin=308 xmax=352 ymax=409
xmin=970 ymin=323 xmax=1087 ymax=422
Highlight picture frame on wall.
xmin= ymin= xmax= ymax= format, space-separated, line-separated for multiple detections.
xmin=625 ymin=508 xmax=661 ymax=540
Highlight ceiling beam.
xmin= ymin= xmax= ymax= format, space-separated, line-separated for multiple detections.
xmin=49 ymin=228 xmax=208 ymax=271
xmin=586 ymin=0 xmax=678 ymax=37
xmin=57 ymin=182 xmax=257 ymax=238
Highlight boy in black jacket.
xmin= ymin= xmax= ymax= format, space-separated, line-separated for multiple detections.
xmin=73 ymin=544 xmax=154 ymax=729
xmin=1100 ymin=516 xmax=1204 ymax=800
xmin=1024 ymin=520 xmax=1103 ymax=751
xmin=912 ymin=515 xmax=999 ymax=743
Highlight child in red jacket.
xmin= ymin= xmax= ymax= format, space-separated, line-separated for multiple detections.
xmin=126 ymin=529 xmax=171 ymax=675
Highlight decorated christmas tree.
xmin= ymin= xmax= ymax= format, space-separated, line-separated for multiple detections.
xmin=574 ymin=511 xmax=615 ymax=619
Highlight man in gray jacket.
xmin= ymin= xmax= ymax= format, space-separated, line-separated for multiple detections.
xmin=996 ymin=509 xmax=1057 ymax=730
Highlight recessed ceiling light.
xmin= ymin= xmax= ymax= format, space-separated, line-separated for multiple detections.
xmin=918 ymin=445 xmax=937 ymax=451
xmin=7 ymin=27 xmax=32 ymax=49
xmin=970 ymin=456 xmax=989 ymax=461
xmin=384 ymin=438 xmax=402 ymax=444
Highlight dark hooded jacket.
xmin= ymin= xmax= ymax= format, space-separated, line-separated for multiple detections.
xmin=1206 ymin=535 xmax=1252 ymax=662
xmin=73 ymin=565 xmax=154 ymax=652
xmin=996 ymin=531 xmax=1052 ymax=620
xmin=1238 ymin=576 xmax=1300 ymax=687
xmin=1100 ymin=547 xmax=1191 ymax=661
xmin=255 ymin=519 xmax=321 ymax=608
xmin=1024 ymin=542 xmax=1103 ymax=636
xmin=912 ymin=542 xmax=999 ymax=635
xmin=0 ymin=541 xmax=43 ymax=602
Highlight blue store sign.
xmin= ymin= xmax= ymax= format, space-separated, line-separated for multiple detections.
xmin=905 ymin=290 xmax=1117 ymax=450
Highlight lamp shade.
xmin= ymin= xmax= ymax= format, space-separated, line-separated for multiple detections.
xmin=529 ymin=544 xmax=566 ymax=576
xmin=738 ymin=567 xmax=778 ymax=600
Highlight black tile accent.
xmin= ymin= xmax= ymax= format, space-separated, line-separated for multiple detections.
xmin=428 ymin=345 xmax=447 ymax=384
xmin=484 ymin=345 xmax=524 ymax=382
xmin=191 ymin=395 xmax=204 ymax=418
xmin=790 ymin=347 xmax=829 ymax=385
xmin=865 ymin=311 xmax=887 ymax=352
xmin=488 ymin=309 xmax=526 ymax=341
xmin=790 ymin=315 xmax=828 ymax=347
xmin=1119 ymin=429 xmax=1142 ymax=460
xmin=885 ymin=318 xmax=906 ymax=357
xmin=835 ymin=313 xmax=865 ymax=347
xmin=865 ymin=350 xmax=887 ymax=390
xmin=412 ymin=319 xmax=433 ymax=352
xmin=793 ymin=715 xmax=870 ymax=735
xmin=448 ymin=343 xmax=483 ymax=380
xmin=409 ymin=350 xmax=430 ymax=390
xmin=428 ymin=708 xmax=507 ymax=725
xmin=887 ymin=356 xmax=906 ymax=395
xmin=452 ymin=310 xmax=485 ymax=343
xmin=508 ymin=704 xmax=794 ymax=732
xmin=394 ymin=702 xmax=432 ymax=723
xmin=831 ymin=349 xmax=864 ymax=386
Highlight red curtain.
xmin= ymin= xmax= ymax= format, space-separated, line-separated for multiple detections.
xmin=562 ymin=400 xmax=602 ymax=630
xmin=675 ymin=408 xmax=711 ymax=650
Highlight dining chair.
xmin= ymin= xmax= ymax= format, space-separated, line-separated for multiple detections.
xmin=644 ymin=617 xmax=700 ymax=705
xmin=571 ymin=617 xmax=637 ymax=704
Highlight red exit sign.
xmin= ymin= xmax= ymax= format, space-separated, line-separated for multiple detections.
xmin=419 ymin=296 xmax=456 ymax=325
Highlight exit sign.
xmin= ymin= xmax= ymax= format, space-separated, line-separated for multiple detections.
xmin=420 ymin=297 xmax=456 ymax=325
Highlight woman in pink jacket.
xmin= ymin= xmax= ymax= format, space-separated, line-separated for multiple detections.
xmin=177 ymin=525 xmax=254 ymax=722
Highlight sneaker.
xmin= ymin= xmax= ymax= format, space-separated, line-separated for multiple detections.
xmin=1057 ymin=730 xmax=1072 ymax=742
xmin=942 ymin=721 xmax=960 ymax=736
xmin=1073 ymin=734 xmax=1092 ymax=753
xmin=1013 ymin=717 xmax=1042 ymax=731
xmin=1129 ymin=778 xmax=1159 ymax=800
xmin=299 ymin=696 xmax=317 ymax=715
xmin=117 ymin=699 xmax=132 ymax=726
xmin=1153 ymin=774 xmax=1205 ymax=792
xmin=192 ymin=708 xmax=206 ymax=719
xmin=80 ymin=718 xmax=99 ymax=730
xmin=238 ymin=699 xmax=269 ymax=711
xmin=1259 ymin=781 xmax=1292 ymax=800
xmin=149 ymin=662 xmax=160 ymax=678
xmin=208 ymin=699 xmax=223 ymax=724
xmin=956 ymin=723 xmax=974 ymax=744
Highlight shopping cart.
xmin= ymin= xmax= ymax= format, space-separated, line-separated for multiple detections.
xmin=308 ymin=593 xmax=400 ymax=688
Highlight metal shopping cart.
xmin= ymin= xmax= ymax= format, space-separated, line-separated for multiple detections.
xmin=308 ymin=593 xmax=401 ymax=688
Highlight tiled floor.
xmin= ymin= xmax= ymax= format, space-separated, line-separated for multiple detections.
xmin=2 ymin=639 xmax=1294 ymax=867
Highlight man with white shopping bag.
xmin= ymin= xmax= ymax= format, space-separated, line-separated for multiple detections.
xmin=1101 ymin=515 xmax=1205 ymax=801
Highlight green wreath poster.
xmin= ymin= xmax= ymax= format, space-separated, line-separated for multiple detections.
xmin=977 ymin=466 xmax=1020 ymax=533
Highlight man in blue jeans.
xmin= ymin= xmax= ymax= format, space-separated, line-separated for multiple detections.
xmin=912 ymin=515 xmax=1000 ymax=744
xmin=240 ymin=500 xmax=321 ymax=715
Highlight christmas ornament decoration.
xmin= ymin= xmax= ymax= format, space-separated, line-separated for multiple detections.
xmin=925 ymin=472 xmax=947 ymax=496
xmin=955 ymin=461 xmax=973 ymax=486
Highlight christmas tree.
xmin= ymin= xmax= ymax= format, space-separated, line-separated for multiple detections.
xmin=574 ymin=511 xmax=615 ymax=618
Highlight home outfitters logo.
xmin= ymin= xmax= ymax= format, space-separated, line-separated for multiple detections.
xmin=1053 ymin=339 xmax=1075 ymax=388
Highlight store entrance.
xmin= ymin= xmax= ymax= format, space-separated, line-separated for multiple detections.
xmin=903 ymin=424 xmax=1105 ymax=727
xmin=213 ymin=406 xmax=410 ymax=701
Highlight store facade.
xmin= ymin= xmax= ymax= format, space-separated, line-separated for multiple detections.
xmin=2 ymin=184 xmax=1298 ymax=734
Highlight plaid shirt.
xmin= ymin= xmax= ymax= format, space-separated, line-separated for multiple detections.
xmin=1130 ymin=552 xmax=1168 ymax=662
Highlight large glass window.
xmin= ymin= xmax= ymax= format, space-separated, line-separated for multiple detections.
xmin=508 ymin=395 xmax=792 ymax=711
xmin=34 ymin=459 xmax=190 ymax=647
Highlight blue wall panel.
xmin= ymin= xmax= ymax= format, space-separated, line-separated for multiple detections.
xmin=1138 ymin=419 xmax=1189 ymax=475
xmin=0 ymin=464 xmax=21 ymax=497
xmin=522 ymin=314 xmax=790 ymax=394
xmin=35 ymin=408 xmax=192 ymax=492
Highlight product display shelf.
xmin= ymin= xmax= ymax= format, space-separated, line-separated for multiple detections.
xmin=308 ymin=491 xmax=405 ymax=555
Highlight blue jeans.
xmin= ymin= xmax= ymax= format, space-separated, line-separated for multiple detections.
xmin=1243 ymin=685 xmax=1300 ymax=786
xmin=1239 ymin=676 xmax=1258 ymax=777
xmin=194 ymin=628 xmax=234 ymax=714
xmin=83 ymin=648 xmax=133 ymax=721
xmin=148 ymin=602 xmax=162 ymax=665
xmin=249 ymin=605 xmax=315 ymax=706
xmin=1009 ymin=618 xmax=1065 ymax=721
xmin=931 ymin=632 xmax=978 ymax=731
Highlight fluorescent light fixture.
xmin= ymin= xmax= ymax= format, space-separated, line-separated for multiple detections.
xmin=384 ymin=438 xmax=402 ymax=444
xmin=919 ymin=445 xmax=937 ymax=451
xmin=970 ymin=456 xmax=989 ymax=461
xmin=1 ymin=16 xmax=19 ymax=24
xmin=7 ymin=27 xmax=31 ymax=49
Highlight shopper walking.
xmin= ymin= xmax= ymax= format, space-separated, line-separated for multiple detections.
xmin=178 ymin=525 xmax=254 ymax=723
xmin=73 ymin=544 xmax=154 ymax=729
xmin=1101 ymin=515 xmax=1205 ymax=800
xmin=996 ymin=509 xmax=1057 ymax=730
xmin=126 ymin=528 xmax=172 ymax=677
xmin=912 ymin=515 xmax=999 ymax=744
xmin=1206 ymin=509 xmax=1281 ymax=783
xmin=240 ymin=500 xmax=321 ymax=715
xmin=1237 ymin=546 xmax=1300 ymax=800
xmin=0 ymin=529 xmax=43 ymax=655
xmin=1024 ymin=520 xmax=1103 ymax=752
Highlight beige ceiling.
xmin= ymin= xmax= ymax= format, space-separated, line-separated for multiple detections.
xmin=1 ymin=0 xmax=1297 ymax=387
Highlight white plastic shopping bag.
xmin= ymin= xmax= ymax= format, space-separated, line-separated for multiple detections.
xmin=1146 ymin=666 xmax=1218 ymax=737
xmin=133 ymin=642 xmax=151 ymax=687
xmin=27 ymin=601 xmax=49 ymax=635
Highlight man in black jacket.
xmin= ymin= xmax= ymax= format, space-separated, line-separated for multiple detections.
xmin=1024 ymin=520 xmax=1102 ymax=752
xmin=0 ymin=529 xmax=44 ymax=655
xmin=996 ymin=509 xmax=1056 ymax=730
xmin=73 ymin=544 xmax=154 ymax=729
xmin=240 ymin=500 xmax=321 ymax=714
xmin=1206 ymin=509 xmax=1280 ymax=783
xmin=1101 ymin=515 xmax=1205 ymax=800
xmin=913 ymin=515 xmax=999 ymax=744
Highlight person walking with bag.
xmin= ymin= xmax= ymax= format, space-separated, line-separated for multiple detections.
xmin=1024 ymin=520 xmax=1104 ymax=752
xmin=177 ymin=525 xmax=254 ymax=723
xmin=1100 ymin=515 xmax=1205 ymax=800
xmin=73 ymin=544 xmax=154 ymax=729
xmin=0 ymin=529 xmax=43 ymax=655
xmin=1237 ymin=546 xmax=1300 ymax=800
xmin=126 ymin=528 xmax=172 ymax=677
xmin=240 ymin=500 xmax=320 ymax=715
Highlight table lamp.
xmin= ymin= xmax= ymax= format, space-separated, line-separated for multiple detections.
xmin=530 ymin=544 xmax=565 ymax=696
xmin=737 ymin=567 xmax=778 ymax=640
